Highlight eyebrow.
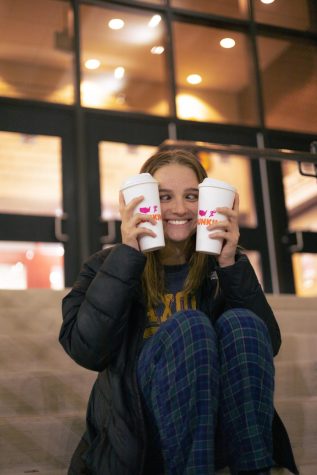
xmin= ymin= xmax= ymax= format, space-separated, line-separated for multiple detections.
xmin=158 ymin=187 xmax=199 ymax=192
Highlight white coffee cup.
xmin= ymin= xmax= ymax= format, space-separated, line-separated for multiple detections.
xmin=120 ymin=173 xmax=165 ymax=252
xmin=196 ymin=178 xmax=236 ymax=255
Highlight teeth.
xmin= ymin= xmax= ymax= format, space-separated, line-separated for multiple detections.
xmin=168 ymin=220 xmax=188 ymax=225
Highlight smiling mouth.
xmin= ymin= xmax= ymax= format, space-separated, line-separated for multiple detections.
xmin=167 ymin=220 xmax=190 ymax=225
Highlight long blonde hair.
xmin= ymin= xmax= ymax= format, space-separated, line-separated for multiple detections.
xmin=140 ymin=149 xmax=209 ymax=307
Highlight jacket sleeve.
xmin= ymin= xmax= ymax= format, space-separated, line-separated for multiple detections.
xmin=59 ymin=244 xmax=146 ymax=371
xmin=216 ymin=253 xmax=281 ymax=356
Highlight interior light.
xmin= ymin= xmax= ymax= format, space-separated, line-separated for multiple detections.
xmin=84 ymin=59 xmax=101 ymax=70
xmin=151 ymin=46 xmax=165 ymax=55
xmin=186 ymin=74 xmax=202 ymax=85
xmin=220 ymin=38 xmax=236 ymax=49
xmin=108 ymin=18 xmax=125 ymax=30
xmin=148 ymin=14 xmax=161 ymax=28
xmin=260 ymin=0 xmax=275 ymax=4
xmin=114 ymin=66 xmax=125 ymax=79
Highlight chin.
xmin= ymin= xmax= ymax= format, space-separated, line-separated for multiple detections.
xmin=165 ymin=231 xmax=196 ymax=244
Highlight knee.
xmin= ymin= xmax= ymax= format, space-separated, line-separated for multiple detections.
xmin=161 ymin=309 xmax=216 ymax=346
xmin=215 ymin=308 xmax=270 ymax=343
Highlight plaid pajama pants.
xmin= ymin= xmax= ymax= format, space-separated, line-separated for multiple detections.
xmin=136 ymin=308 xmax=274 ymax=475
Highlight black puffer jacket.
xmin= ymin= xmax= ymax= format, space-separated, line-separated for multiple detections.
xmin=59 ymin=244 xmax=298 ymax=475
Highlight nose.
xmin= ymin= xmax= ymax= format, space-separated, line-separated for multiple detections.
xmin=172 ymin=198 xmax=187 ymax=215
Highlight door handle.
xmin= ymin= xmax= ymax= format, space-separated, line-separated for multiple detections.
xmin=55 ymin=212 xmax=69 ymax=242
xmin=100 ymin=219 xmax=116 ymax=245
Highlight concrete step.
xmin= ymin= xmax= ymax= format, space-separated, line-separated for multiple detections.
xmin=0 ymin=289 xmax=67 ymax=308
xmin=266 ymin=295 xmax=317 ymax=312
xmin=0 ymin=307 xmax=63 ymax=335
xmin=275 ymin=397 xmax=317 ymax=465
xmin=0 ymin=370 xmax=95 ymax=417
xmin=1 ymin=361 xmax=314 ymax=419
xmin=0 ymin=413 xmax=84 ymax=472
xmin=295 ymin=465 xmax=317 ymax=475
xmin=1 ymin=331 xmax=316 ymax=375
xmin=275 ymin=361 xmax=317 ymax=398
xmin=275 ymin=334 xmax=317 ymax=362
xmin=275 ymin=310 xmax=317 ymax=334
xmin=2 ymin=290 xmax=314 ymax=310
xmin=0 ymin=334 xmax=81 ymax=372
xmin=1 ymin=307 xmax=316 ymax=336
xmin=1 ymin=398 xmax=315 ymax=470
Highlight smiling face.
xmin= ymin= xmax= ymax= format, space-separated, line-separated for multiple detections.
xmin=153 ymin=163 xmax=199 ymax=246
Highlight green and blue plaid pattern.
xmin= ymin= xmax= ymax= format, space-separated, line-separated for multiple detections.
xmin=136 ymin=308 xmax=274 ymax=475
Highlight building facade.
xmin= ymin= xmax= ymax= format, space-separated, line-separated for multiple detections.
xmin=0 ymin=0 xmax=316 ymax=294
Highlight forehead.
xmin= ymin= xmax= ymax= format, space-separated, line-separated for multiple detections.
xmin=153 ymin=163 xmax=199 ymax=187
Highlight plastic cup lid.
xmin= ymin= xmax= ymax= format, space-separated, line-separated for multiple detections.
xmin=198 ymin=177 xmax=236 ymax=193
xmin=120 ymin=173 xmax=158 ymax=190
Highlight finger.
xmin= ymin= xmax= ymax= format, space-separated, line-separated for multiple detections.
xmin=136 ymin=226 xmax=157 ymax=238
xmin=216 ymin=207 xmax=237 ymax=219
xmin=125 ymin=195 xmax=145 ymax=213
xmin=208 ymin=230 xmax=228 ymax=240
xmin=207 ymin=220 xmax=230 ymax=231
xmin=209 ymin=230 xmax=239 ymax=243
xmin=134 ymin=213 xmax=157 ymax=226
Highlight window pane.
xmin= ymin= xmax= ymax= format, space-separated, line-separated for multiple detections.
xmin=171 ymin=0 xmax=248 ymax=19
xmin=196 ymin=151 xmax=257 ymax=227
xmin=0 ymin=242 xmax=64 ymax=289
xmin=282 ymin=160 xmax=317 ymax=232
xmin=80 ymin=5 xmax=170 ymax=115
xmin=99 ymin=142 xmax=157 ymax=220
xmin=292 ymin=253 xmax=317 ymax=296
xmin=0 ymin=132 xmax=62 ymax=216
xmin=0 ymin=0 xmax=74 ymax=104
xmin=253 ymin=0 xmax=314 ymax=32
xmin=257 ymin=36 xmax=317 ymax=133
xmin=173 ymin=23 xmax=259 ymax=125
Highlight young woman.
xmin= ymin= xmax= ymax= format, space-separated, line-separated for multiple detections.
xmin=59 ymin=149 xmax=298 ymax=475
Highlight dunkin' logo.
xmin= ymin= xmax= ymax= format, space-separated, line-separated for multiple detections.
xmin=197 ymin=209 xmax=218 ymax=225
xmin=139 ymin=205 xmax=161 ymax=221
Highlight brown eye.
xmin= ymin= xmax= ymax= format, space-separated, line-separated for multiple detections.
xmin=186 ymin=194 xmax=198 ymax=201
xmin=160 ymin=194 xmax=171 ymax=201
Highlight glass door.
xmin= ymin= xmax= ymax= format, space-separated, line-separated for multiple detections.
xmin=85 ymin=112 xmax=169 ymax=254
xmin=0 ymin=103 xmax=78 ymax=288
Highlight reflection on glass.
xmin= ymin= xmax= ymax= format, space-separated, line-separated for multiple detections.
xmin=196 ymin=151 xmax=257 ymax=227
xmin=292 ymin=253 xmax=317 ymax=296
xmin=171 ymin=0 xmax=248 ymax=18
xmin=282 ymin=160 xmax=317 ymax=231
xmin=99 ymin=142 xmax=157 ymax=220
xmin=173 ymin=23 xmax=258 ymax=125
xmin=0 ymin=0 xmax=74 ymax=104
xmin=257 ymin=36 xmax=317 ymax=133
xmin=254 ymin=0 xmax=312 ymax=32
xmin=0 ymin=242 xmax=64 ymax=289
xmin=80 ymin=4 xmax=170 ymax=115
xmin=0 ymin=132 xmax=62 ymax=216
xmin=99 ymin=143 xmax=257 ymax=229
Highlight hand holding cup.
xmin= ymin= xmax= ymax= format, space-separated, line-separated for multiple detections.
xmin=196 ymin=178 xmax=237 ymax=258
xmin=120 ymin=173 xmax=165 ymax=252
